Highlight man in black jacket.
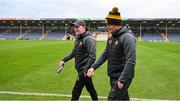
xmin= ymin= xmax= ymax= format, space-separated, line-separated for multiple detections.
xmin=87 ymin=7 xmax=136 ymax=100
xmin=59 ymin=20 xmax=98 ymax=101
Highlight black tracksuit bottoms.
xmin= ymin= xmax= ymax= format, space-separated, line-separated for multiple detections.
xmin=71 ymin=73 xmax=98 ymax=101
xmin=108 ymin=78 xmax=132 ymax=100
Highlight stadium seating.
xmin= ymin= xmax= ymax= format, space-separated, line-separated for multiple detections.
xmin=0 ymin=29 xmax=6 ymax=34
xmin=0 ymin=29 xmax=20 ymax=39
xmin=21 ymin=29 xmax=43 ymax=40
xmin=43 ymin=30 xmax=65 ymax=40
xmin=0 ymin=19 xmax=179 ymax=42
xmin=167 ymin=32 xmax=180 ymax=41
xmin=142 ymin=32 xmax=165 ymax=42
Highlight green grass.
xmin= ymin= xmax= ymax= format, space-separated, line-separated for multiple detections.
xmin=0 ymin=40 xmax=179 ymax=100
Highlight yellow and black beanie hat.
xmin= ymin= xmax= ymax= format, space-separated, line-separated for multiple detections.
xmin=105 ymin=7 xmax=122 ymax=25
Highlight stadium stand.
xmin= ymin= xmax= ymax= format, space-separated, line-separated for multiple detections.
xmin=0 ymin=18 xmax=179 ymax=41
xmin=168 ymin=31 xmax=180 ymax=41
xmin=142 ymin=32 xmax=165 ymax=42
xmin=43 ymin=30 xmax=65 ymax=40
xmin=21 ymin=29 xmax=42 ymax=40
xmin=0 ymin=29 xmax=7 ymax=34
xmin=0 ymin=29 xmax=20 ymax=40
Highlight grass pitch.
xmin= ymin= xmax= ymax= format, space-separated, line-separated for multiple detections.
xmin=0 ymin=40 xmax=179 ymax=100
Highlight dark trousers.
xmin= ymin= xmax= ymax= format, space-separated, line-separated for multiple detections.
xmin=71 ymin=73 xmax=98 ymax=101
xmin=108 ymin=78 xmax=132 ymax=100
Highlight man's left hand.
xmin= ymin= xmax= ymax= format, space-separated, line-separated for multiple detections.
xmin=117 ymin=81 xmax=124 ymax=89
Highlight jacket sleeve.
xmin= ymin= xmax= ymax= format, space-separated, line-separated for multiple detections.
xmin=118 ymin=33 xmax=136 ymax=83
xmin=62 ymin=45 xmax=76 ymax=62
xmin=91 ymin=41 xmax=108 ymax=70
xmin=83 ymin=36 xmax=96 ymax=71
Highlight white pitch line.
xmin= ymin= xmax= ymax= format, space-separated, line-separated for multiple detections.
xmin=0 ymin=91 xmax=105 ymax=99
xmin=0 ymin=91 xmax=178 ymax=101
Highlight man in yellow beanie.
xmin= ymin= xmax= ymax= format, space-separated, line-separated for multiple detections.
xmin=87 ymin=7 xmax=137 ymax=100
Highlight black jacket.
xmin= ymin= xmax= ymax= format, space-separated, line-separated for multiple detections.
xmin=92 ymin=26 xmax=136 ymax=83
xmin=62 ymin=31 xmax=96 ymax=72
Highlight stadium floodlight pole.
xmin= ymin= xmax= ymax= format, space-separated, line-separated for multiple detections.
xmin=140 ymin=23 xmax=142 ymax=38
xmin=20 ymin=23 xmax=22 ymax=36
xmin=88 ymin=23 xmax=91 ymax=31
xmin=42 ymin=24 xmax=44 ymax=35
xmin=65 ymin=23 xmax=68 ymax=37
xmin=166 ymin=21 xmax=168 ymax=38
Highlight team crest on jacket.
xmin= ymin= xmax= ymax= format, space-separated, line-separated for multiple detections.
xmin=108 ymin=40 xmax=112 ymax=44
xmin=115 ymin=41 xmax=118 ymax=45
xmin=79 ymin=42 xmax=83 ymax=46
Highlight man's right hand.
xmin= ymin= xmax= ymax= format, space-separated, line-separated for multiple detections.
xmin=59 ymin=61 xmax=65 ymax=67
xmin=87 ymin=67 xmax=94 ymax=77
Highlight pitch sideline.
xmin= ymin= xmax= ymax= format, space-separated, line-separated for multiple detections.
xmin=0 ymin=91 xmax=177 ymax=101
